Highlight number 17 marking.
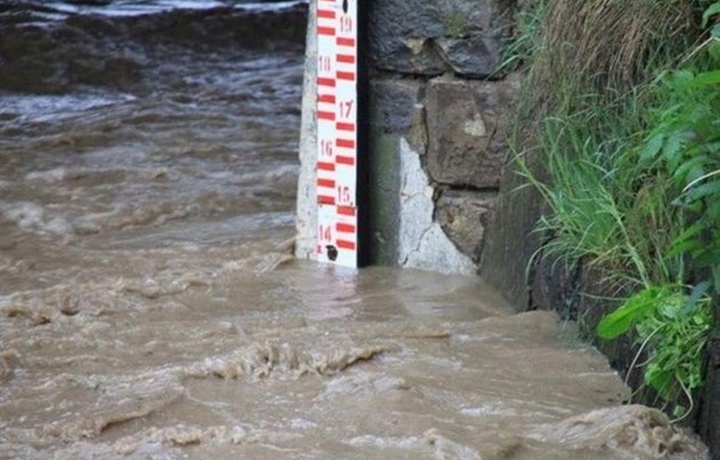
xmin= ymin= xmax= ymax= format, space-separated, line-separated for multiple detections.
xmin=338 ymin=100 xmax=354 ymax=119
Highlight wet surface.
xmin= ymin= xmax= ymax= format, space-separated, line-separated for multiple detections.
xmin=0 ymin=2 xmax=710 ymax=459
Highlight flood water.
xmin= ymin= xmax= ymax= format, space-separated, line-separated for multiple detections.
xmin=0 ymin=2 xmax=710 ymax=459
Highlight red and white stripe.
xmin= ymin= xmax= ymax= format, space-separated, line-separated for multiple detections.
xmin=315 ymin=0 xmax=359 ymax=268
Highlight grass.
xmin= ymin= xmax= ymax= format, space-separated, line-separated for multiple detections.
xmin=517 ymin=95 xmax=683 ymax=288
xmin=531 ymin=0 xmax=696 ymax=99
xmin=510 ymin=0 xmax=719 ymax=420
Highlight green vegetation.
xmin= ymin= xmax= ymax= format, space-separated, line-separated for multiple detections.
xmin=512 ymin=0 xmax=720 ymax=420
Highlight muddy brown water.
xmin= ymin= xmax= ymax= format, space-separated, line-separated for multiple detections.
xmin=0 ymin=2 xmax=710 ymax=459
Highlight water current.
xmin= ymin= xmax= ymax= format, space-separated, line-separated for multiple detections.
xmin=0 ymin=2 xmax=711 ymax=459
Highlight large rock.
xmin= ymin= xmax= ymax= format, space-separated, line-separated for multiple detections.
xmin=436 ymin=190 xmax=496 ymax=262
xmin=368 ymin=0 xmax=513 ymax=77
xmin=436 ymin=36 xmax=503 ymax=78
xmin=425 ymin=78 xmax=517 ymax=189
xmin=369 ymin=79 xmax=423 ymax=134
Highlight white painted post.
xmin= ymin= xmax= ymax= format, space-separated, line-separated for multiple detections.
xmin=315 ymin=0 xmax=360 ymax=267
xmin=294 ymin=0 xmax=319 ymax=261
xmin=296 ymin=0 xmax=361 ymax=268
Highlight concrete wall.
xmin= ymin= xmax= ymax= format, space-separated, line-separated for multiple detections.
xmin=296 ymin=0 xmax=519 ymax=275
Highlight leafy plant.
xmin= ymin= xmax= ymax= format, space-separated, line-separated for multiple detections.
xmin=594 ymin=46 xmax=720 ymax=419
xmin=640 ymin=65 xmax=720 ymax=293
xmin=513 ymin=0 xmax=720 ymax=421
xmin=636 ymin=287 xmax=711 ymax=419
xmin=598 ymin=284 xmax=711 ymax=419
xmin=597 ymin=286 xmax=680 ymax=340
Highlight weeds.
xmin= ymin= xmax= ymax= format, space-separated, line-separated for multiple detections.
xmin=497 ymin=0 xmax=548 ymax=74
xmin=513 ymin=0 xmax=720 ymax=420
xmin=598 ymin=284 xmax=711 ymax=420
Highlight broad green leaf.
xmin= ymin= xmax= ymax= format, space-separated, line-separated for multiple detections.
xmin=682 ymin=281 xmax=711 ymax=316
xmin=597 ymin=287 xmax=663 ymax=339
xmin=673 ymin=154 xmax=708 ymax=185
xmin=683 ymin=169 xmax=720 ymax=192
xmin=709 ymin=41 xmax=720 ymax=61
xmin=639 ymin=134 xmax=664 ymax=164
xmin=645 ymin=362 xmax=674 ymax=397
xmin=669 ymin=70 xmax=695 ymax=90
xmin=702 ymin=2 xmax=720 ymax=28
xmin=685 ymin=180 xmax=720 ymax=201
xmin=662 ymin=134 xmax=685 ymax=171
xmin=667 ymin=223 xmax=705 ymax=259
xmin=684 ymin=70 xmax=720 ymax=90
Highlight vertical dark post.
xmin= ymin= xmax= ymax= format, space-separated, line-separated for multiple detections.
xmin=355 ymin=0 xmax=369 ymax=267
xmin=700 ymin=292 xmax=720 ymax=458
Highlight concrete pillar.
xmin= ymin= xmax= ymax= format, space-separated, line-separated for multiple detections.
xmin=294 ymin=0 xmax=318 ymax=261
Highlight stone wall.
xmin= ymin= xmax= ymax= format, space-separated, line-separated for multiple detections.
xmin=362 ymin=0 xmax=517 ymax=273
xmin=296 ymin=0 xmax=519 ymax=274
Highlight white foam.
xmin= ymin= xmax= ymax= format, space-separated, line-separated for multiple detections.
xmin=0 ymin=202 xmax=74 ymax=236
xmin=3 ymin=202 xmax=46 ymax=229
xmin=40 ymin=1 xmax=306 ymax=18
xmin=1 ymin=93 xmax=136 ymax=124
xmin=25 ymin=167 xmax=91 ymax=183
xmin=234 ymin=1 xmax=306 ymax=12
xmin=346 ymin=434 xmax=423 ymax=450
xmin=461 ymin=404 xmax=518 ymax=418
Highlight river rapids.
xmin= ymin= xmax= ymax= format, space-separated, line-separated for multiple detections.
xmin=0 ymin=2 xmax=710 ymax=459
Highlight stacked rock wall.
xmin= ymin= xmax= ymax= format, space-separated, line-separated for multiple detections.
xmin=363 ymin=0 xmax=518 ymax=273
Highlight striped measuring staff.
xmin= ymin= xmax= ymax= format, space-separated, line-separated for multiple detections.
xmin=315 ymin=0 xmax=361 ymax=267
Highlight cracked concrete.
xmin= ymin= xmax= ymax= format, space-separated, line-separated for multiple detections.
xmin=397 ymin=138 xmax=476 ymax=275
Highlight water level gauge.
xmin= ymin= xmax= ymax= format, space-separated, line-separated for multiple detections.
xmin=315 ymin=0 xmax=362 ymax=268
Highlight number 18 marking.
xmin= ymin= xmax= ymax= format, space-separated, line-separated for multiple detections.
xmin=318 ymin=55 xmax=332 ymax=73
